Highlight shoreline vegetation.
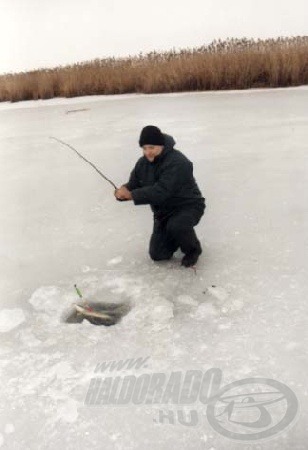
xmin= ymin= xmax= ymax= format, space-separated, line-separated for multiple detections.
xmin=1 ymin=36 xmax=308 ymax=103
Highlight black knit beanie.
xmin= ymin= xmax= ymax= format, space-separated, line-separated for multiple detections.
xmin=139 ymin=125 xmax=165 ymax=147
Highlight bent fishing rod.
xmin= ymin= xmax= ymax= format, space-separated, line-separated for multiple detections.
xmin=49 ymin=136 xmax=119 ymax=189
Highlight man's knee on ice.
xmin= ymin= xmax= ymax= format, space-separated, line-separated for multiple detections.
xmin=149 ymin=248 xmax=172 ymax=261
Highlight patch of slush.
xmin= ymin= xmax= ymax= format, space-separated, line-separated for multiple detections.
xmin=0 ymin=308 xmax=25 ymax=332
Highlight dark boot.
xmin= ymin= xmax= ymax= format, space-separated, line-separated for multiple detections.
xmin=181 ymin=239 xmax=202 ymax=267
xmin=159 ymin=205 xmax=204 ymax=266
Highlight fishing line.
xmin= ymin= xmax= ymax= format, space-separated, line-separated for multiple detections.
xmin=49 ymin=136 xmax=118 ymax=189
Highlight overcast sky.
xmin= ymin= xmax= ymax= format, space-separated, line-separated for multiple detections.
xmin=0 ymin=0 xmax=307 ymax=74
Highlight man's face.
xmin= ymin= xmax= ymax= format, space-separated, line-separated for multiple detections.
xmin=142 ymin=145 xmax=164 ymax=162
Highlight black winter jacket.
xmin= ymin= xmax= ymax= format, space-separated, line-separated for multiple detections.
xmin=124 ymin=134 xmax=206 ymax=219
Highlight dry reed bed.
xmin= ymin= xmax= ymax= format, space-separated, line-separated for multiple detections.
xmin=0 ymin=36 xmax=307 ymax=103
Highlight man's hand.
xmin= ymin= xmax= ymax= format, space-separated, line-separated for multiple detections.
xmin=114 ymin=185 xmax=133 ymax=201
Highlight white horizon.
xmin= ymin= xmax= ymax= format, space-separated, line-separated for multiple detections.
xmin=0 ymin=0 xmax=307 ymax=75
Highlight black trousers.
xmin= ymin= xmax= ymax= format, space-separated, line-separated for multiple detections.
xmin=149 ymin=203 xmax=205 ymax=261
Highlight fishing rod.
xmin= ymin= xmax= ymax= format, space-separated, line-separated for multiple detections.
xmin=49 ymin=136 xmax=119 ymax=189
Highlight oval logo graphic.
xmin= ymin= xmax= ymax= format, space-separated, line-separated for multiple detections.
xmin=206 ymin=378 xmax=299 ymax=441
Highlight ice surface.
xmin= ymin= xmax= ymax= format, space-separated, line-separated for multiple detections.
xmin=0 ymin=87 xmax=307 ymax=449
xmin=0 ymin=308 xmax=25 ymax=332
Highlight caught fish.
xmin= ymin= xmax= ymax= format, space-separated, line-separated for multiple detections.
xmin=75 ymin=304 xmax=114 ymax=321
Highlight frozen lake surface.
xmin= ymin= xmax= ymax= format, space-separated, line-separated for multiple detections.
xmin=0 ymin=87 xmax=307 ymax=449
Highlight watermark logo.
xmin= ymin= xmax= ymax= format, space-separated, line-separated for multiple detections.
xmin=206 ymin=377 xmax=299 ymax=441
xmin=84 ymin=357 xmax=299 ymax=442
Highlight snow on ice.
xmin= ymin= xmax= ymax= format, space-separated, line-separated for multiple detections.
xmin=0 ymin=87 xmax=307 ymax=449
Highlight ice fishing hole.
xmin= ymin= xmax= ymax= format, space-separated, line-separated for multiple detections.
xmin=63 ymin=301 xmax=131 ymax=326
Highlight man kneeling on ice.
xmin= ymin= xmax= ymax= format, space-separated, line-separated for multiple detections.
xmin=114 ymin=125 xmax=206 ymax=267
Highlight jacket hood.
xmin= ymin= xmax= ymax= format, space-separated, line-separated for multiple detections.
xmin=163 ymin=133 xmax=176 ymax=150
